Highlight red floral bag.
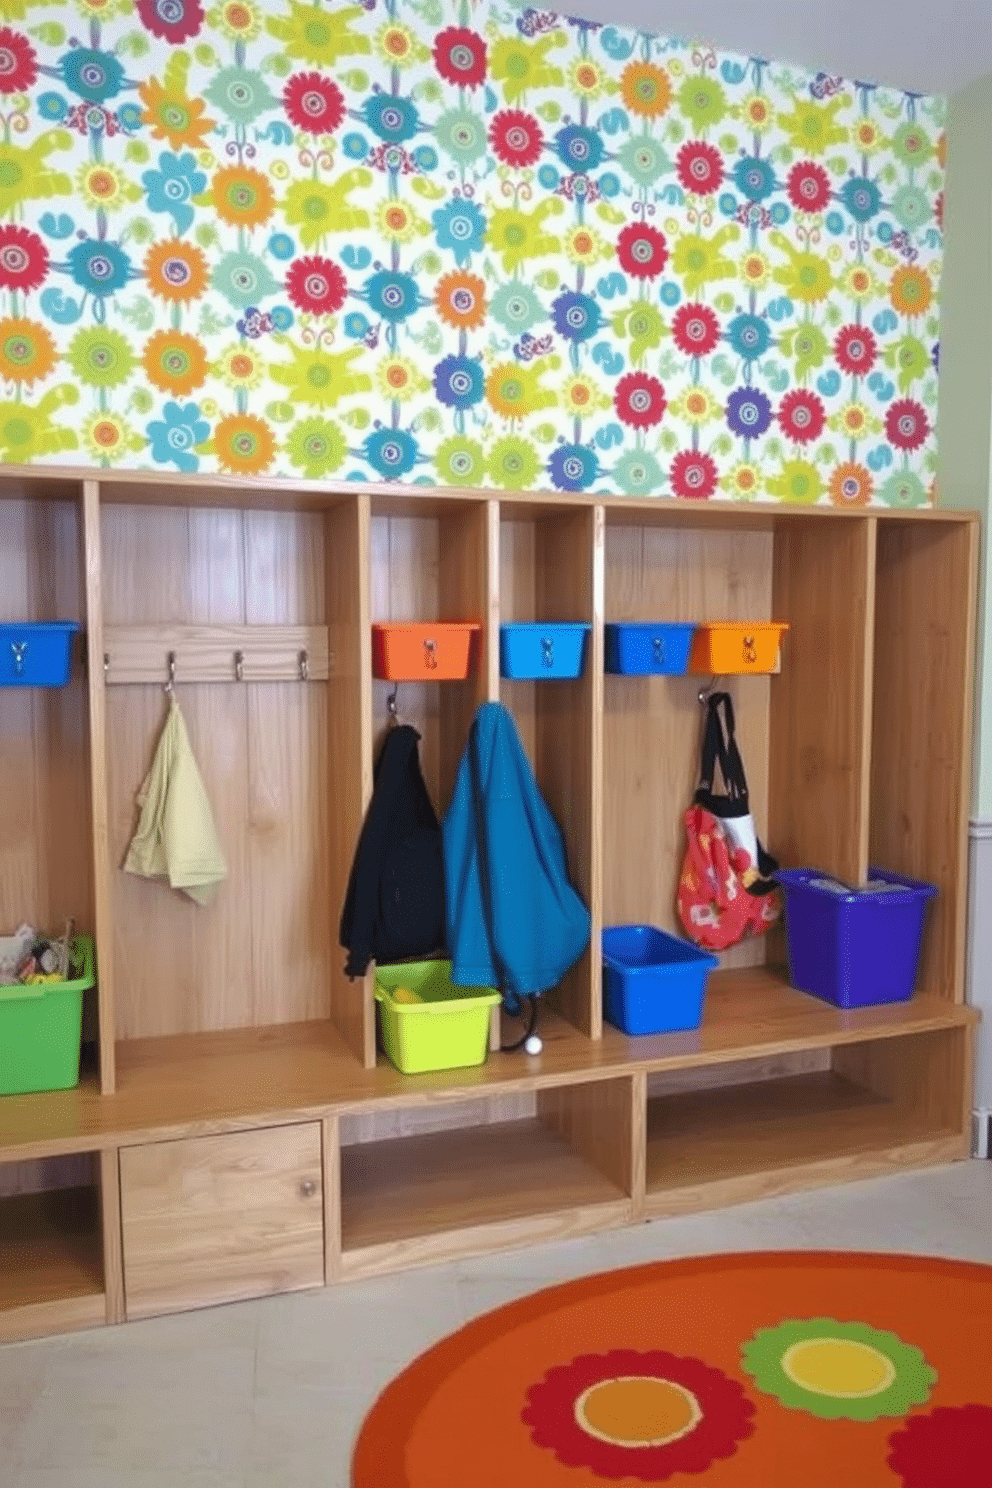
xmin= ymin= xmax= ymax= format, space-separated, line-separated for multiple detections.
xmin=676 ymin=693 xmax=781 ymax=952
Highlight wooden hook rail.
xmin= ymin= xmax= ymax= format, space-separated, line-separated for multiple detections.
xmin=102 ymin=625 xmax=331 ymax=686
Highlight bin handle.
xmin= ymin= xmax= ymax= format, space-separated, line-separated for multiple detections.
xmin=541 ymin=635 xmax=554 ymax=668
xmin=10 ymin=640 xmax=27 ymax=675
xmin=742 ymin=634 xmax=757 ymax=664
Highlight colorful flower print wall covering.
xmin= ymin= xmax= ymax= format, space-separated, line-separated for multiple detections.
xmin=0 ymin=0 xmax=944 ymax=504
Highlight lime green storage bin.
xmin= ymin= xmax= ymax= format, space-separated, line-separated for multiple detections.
xmin=0 ymin=938 xmax=94 ymax=1096
xmin=374 ymin=959 xmax=501 ymax=1075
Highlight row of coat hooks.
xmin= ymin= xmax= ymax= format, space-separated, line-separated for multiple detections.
xmin=100 ymin=625 xmax=331 ymax=686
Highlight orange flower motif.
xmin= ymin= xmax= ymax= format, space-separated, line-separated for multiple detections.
xmin=142 ymin=329 xmax=208 ymax=395
xmin=937 ymin=131 xmax=947 ymax=169
xmin=213 ymin=413 xmax=276 ymax=475
xmin=620 ymin=61 xmax=671 ymax=118
xmin=890 ymin=265 xmax=933 ymax=317
xmin=139 ymin=76 xmax=215 ymax=150
xmin=829 ymin=461 xmax=873 ymax=508
xmin=0 ymin=316 xmax=57 ymax=385
xmin=144 ymin=239 xmax=209 ymax=303
xmin=434 ymin=269 xmax=487 ymax=330
xmin=210 ymin=165 xmax=276 ymax=229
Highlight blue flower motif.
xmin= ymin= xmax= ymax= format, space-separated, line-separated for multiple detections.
xmin=548 ymin=443 xmax=600 ymax=492
xmin=726 ymin=312 xmax=772 ymax=362
xmin=552 ymin=290 xmax=603 ymax=343
xmin=141 ymin=152 xmax=206 ymax=236
xmin=270 ymin=305 xmax=293 ymax=331
xmin=364 ymin=427 xmax=418 ymax=479
xmin=726 ymin=386 xmax=773 ymax=438
xmin=431 ymin=198 xmax=486 ymax=266
xmin=117 ymin=102 xmax=143 ymax=132
xmin=37 ymin=92 xmax=67 ymax=121
xmin=204 ymin=67 xmax=278 ymax=126
xmin=213 ymin=251 xmax=280 ymax=309
xmin=344 ymin=311 xmax=371 ymax=339
xmin=59 ymin=48 xmax=125 ymax=104
xmin=413 ymin=144 xmax=438 ymax=171
xmin=841 ymin=175 xmax=881 ymax=223
xmin=931 ymin=341 xmax=939 ymax=373
xmin=147 ymin=401 xmax=209 ymax=474
xmin=364 ymin=269 xmax=422 ymax=324
xmin=68 ymin=239 xmax=132 ymax=297
xmin=433 ymin=355 xmax=484 ymax=410
xmin=734 ymin=155 xmax=775 ymax=202
xmin=342 ymin=132 xmax=370 ymax=159
xmin=554 ymin=125 xmax=605 ymax=173
xmin=613 ymin=449 xmax=663 ymax=496
xmin=362 ymin=93 xmax=420 ymax=144
xmin=268 ymin=232 xmax=295 ymax=261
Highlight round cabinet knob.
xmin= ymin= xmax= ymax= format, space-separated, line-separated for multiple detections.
xmin=299 ymin=1179 xmax=317 ymax=1199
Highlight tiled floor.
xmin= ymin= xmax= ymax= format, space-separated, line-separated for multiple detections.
xmin=2 ymin=1161 xmax=990 ymax=1488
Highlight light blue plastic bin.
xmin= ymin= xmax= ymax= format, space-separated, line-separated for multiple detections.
xmin=500 ymin=623 xmax=590 ymax=679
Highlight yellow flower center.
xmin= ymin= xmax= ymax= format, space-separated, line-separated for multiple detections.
xmin=780 ymin=1339 xmax=896 ymax=1399
xmin=575 ymin=1377 xmax=702 ymax=1447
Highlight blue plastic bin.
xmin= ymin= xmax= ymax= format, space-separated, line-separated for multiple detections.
xmin=605 ymin=623 xmax=696 ymax=676
xmin=774 ymin=867 xmax=937 ymax=1009
xmin=0 ymin=623 xmax=80 ymax=687
xmin=602 ymin=925 xmax=718 ymax=1035
xmin=500 ymin=623 xmax=589 ymax=680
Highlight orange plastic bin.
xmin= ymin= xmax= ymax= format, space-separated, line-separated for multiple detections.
xmin=689 ymin=622 xmax=788 ymax=675
xmin=372 ymin=622 xmax=480 ymax=681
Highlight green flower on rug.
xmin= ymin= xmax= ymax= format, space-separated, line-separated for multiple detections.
xmin=740 ymin=1317 xmax=936 ymax=1421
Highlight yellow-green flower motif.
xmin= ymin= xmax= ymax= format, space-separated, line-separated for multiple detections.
xmin=76 ymin=161 xmax=137 ymax=213
xmin=82 ymin=411 xmax=144 ymax=464
xmin=563 ymin=224 xmax=612 ymax=269
xmin=779 ymin=322 xmax=829 ymax=382
xmin=569 ymin=56 xmax=613 ymax=100
xmin=282 ymin=171 xmax=372 ymax=248
xmin=214 ymin=343 xmax=265 ymax=392
xmin=766 ymin=458 xmax=822 ymax=504
xmin=722 ymin=460 xmax=763 ymax=499
xmin=486 ymin=434 xmax=542 ymax=489
xmin=374 ymin=20 xmax=428 ymax=69
xmin=843 ymin=263 xmax=876 ymax=301
xmin=829 ymin=401 xmax=882 ymax=440
xmin=373 ymin=199 xmax=429 ymax=245
xmin=0 ymin=132 xmax=72 ymax=218
xmin=485 ymin=356 xmax=560 ymax=420
xmin=676 ymin=74 xmax=728 ymax=134
xmin=738 ymin=92 xmax=774 ymax=134
xmin=269 ymin=342 xmax=372 ymax=409
xmin=671 ymin=224 xmax=740 ymax=295
xmin=209 ymin=0 xmax=263 ymax=41
xmin=266 ymin=1 xmax=371 ymax=65
xmin=611 ymin=302 xmax=666 ymax=368
xmin=487 ymin=200 xmax=564 ymax=274
xmin=740 ymin=249 xmax=771 ymax=291
xmin=561 ymin=372 xmax=611 ymax=418
xmin=769 ymin=232 xmax=833 ymax=303
xmin=741 ymin=1317 xmax=936 ymax=1421
xmin=286 ymin=417 xmax=348 ymax=479
xmin=0 ymin=386 xmax=78 ymax=462
xmin=776 ymin=96 xmax=849 ymax=155
xmin=676 ymin=384 xmax=720 ymax=426
xmin=489 ymin=32 xmax=566 ymax=105
xmin=375 ymin=355 xmax=429 ymax=404
xmin=436 ymin=434 xmax=486 ymax=487
xmin=885 ymin=334 xmax=932 ymax=395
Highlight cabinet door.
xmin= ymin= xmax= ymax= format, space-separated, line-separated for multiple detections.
xmin=120 ymin=1124 xmax=324 ymax=1319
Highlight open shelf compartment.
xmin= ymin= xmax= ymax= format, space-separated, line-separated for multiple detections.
xmin=0 ymin=1153 xmax=106 ymax=1342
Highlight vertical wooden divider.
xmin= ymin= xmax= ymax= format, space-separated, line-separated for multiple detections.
xmin=100 ymin=1148 xmax=125 ymax=1323
xmin=438 ymin=499 xmax=497 ymax=804
xmin=768 ymin=515 xmax=876 ymax=889
xmin=533 ymin=505 xmax=604 ymax=1039
xmin=322 ymin=1114 xmax=341 ymax=1284
xmin=82 ymin=480 xmax=116 ymax=1094
xmin=325 ymin=494 xmax=374 ymax=1068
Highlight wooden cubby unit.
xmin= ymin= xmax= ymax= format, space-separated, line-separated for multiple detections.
xmin=0 ymin=465 xmax=980 ymax=1341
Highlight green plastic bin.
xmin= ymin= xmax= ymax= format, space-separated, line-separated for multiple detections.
xmin=374 ymin=959 xmax=500 ymax=1075
xmin=0 ymin=938 xmax=94 ymax=1096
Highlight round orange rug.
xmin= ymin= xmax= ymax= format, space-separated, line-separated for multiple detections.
xmin=352 ymin=1252 xmax=992 ymax=1487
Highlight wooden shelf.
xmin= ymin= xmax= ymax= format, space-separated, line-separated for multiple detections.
xmin=644 ymin=1072 xmax=965 ymax=1217
xmin=0 ymin=1186 xmax=105 ymax=1342
xmin=340 ymin=1117 xmax=629 ymax=1276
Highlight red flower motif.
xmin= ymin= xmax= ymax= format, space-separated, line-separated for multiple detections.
xmin=935 ymin=191 xmax=944 ymax=230
xmin=283 ymin=72 xmax=346 ymax=135
xmin=834 ymin=323 xmax=878 ymax=376
xmin=887 ymin=1404 xmax=992 ymax=1488
xmin=886 ymin=397 xmax=930 ymax=451
xmin=672 ymin=302 xmax=721 ymax=357
xmin=135 ymin=0 xmax=204 ymax=42
xmin=0 ymin=27 xmax=38 ymax=93
xmin=676 ymin=140 xmax=723 ymax=196
xmin=617 ymin=222 xmax=668 ymax=280
xmin=787 ymin=159 xmax=831 ymax=212
xmin=671 ymin=450 xmax=718 ymax=499
xmin=614 ymin=372 xmax=666 ymax=429
xmin=0 ymin=226 xmax=49 ymax=294
xmin=433 ymin=27 xmax=487 ymax=89
xmin=523 ymin=1349 xmax=754 ymax=1481
xmin=285 ymin=256 xmax=348 ymax=315
xmin=778 ymin=388 xmax=826 ymax=444
xmin=489 ymin=109 xmax=544 ymax=168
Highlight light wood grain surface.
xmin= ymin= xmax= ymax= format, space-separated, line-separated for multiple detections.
xmin=0 ymin=1186 xmax=104 ymax=1341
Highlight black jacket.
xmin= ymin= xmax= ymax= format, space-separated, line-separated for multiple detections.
xmin=339 ymin=724 xmax=445 ymax=977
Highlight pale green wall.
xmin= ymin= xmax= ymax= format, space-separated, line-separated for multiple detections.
xmin=938 ymin=74 xmax=992 ymax=817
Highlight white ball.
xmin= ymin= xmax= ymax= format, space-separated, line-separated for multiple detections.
xmin=524 ymin=1034 xmax=543 ymax=1056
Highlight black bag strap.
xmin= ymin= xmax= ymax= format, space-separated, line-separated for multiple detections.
xmin=698 ymin=692 xmax=749 ymax=805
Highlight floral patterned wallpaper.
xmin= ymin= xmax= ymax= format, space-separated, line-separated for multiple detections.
xmin=0 ymin=0 xmax=944 ymax=503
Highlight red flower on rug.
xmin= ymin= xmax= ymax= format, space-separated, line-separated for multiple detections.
xmin=522 ymin=1348 xmax=756 ymax=1481
xmin=887 ymin=1404 xmax=992 ymax=1487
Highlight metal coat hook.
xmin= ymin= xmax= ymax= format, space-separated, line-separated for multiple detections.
xmin=234 ymin=649 xmax=245 ymax=682
xmin=299 ymin=648 xmax=309 ymax=682
xmin=164 ymin=651 xmax=176 ymax=695
xmin=386 ymin=683 xmax=399 ymax=725
xmin=697 ymin=674 xmax=722 ymax=705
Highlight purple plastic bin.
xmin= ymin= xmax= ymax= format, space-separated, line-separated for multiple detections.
xmin=774 ymin=867 xmax=936 ymax=1009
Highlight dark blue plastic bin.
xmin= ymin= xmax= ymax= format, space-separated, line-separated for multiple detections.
xmin=602 ymin=925 xmax=718 ymax=1035
xmin=605 ymin=623 xmax=696 ymax=676
xmin=774 ymin=867 xmax=937 ymax=1009
xmin=0 ymin=623 xmax=80 ymax=687
xmin=500 ymin=623 xmax=589 ymax=680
